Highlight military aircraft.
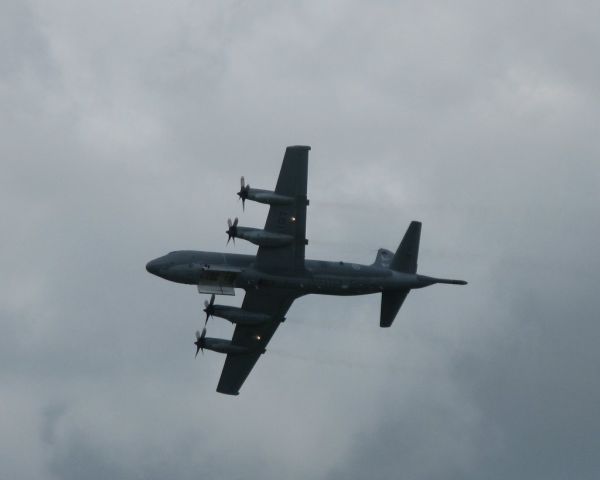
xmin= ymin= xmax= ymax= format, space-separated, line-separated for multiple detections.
xmin=146 ymin=146 xmax=466 ymax=395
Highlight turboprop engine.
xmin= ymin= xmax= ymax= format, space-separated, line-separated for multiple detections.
xmin=226 ymin=217 xmax=294 ymax=247
xmin=237 ymin=176 xmax=295 ymax=210
xmin=204 ymin=294 xmax=272 ymax=325
xmin=194 ymin=328 xmax=257 ymax=357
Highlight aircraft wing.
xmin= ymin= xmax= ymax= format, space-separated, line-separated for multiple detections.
xmin=255 ymin=145 xmax=310 ymax=271
xmin=215 ymin=147 xmax=309 ymax=394
xmin=216 ymin=288 xmax=298 ymax=395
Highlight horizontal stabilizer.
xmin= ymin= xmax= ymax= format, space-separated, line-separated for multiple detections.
xmin=380 ymin=289 xmax=410 ymax=327
xmin=391 ymin=221 xmax=421 ymax=273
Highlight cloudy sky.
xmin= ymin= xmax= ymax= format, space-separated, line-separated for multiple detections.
xmin=2 ymin=0 xmax=600 ymax=478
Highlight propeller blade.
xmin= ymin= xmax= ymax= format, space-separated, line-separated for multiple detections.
xmin=194 ymin=330 xmax=201 ymax=358
xmin=204 ymin=294 xmax=216 ymax=325
xmin=194 ymin=328 xmax=207 ymax=358
xmin=237 ymin=176 xmax=250 ymax=210
xmin=226 ymin=218 xmax=237 ymax=245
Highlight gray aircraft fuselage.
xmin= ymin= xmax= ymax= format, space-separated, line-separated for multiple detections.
xmin=146 ymin=250 xmax=465 ymax=296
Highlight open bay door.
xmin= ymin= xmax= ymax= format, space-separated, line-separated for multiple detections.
xmin=197 ymin=265 xmax=241 ymax=296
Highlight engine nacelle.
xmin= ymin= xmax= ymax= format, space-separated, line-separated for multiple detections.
xmin=235 ymin=226 xmax=294 ymax=247
xmin=203 ymin=338 xmax=254 ymax=355
xmin=211 ymin=305 xmax=272 ymax=325
xmin=248 ymin=188 xmax=294 ymax=206
xmin=196 ymin=327 xmax=258 ymax=356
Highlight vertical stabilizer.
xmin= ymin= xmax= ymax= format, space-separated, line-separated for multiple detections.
xmin=390 ymin=221 xmax=421 ymax=273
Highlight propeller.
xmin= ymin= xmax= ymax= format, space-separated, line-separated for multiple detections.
xmin=226 ymin=217 xmax=238 ymax=245
xmin=203 ymin=294 xmax=215 ymax=325
xmin=194 ymin=327 xmax=207 ymax=358
xmin=237 ymin=176 xmax=250 ymax=210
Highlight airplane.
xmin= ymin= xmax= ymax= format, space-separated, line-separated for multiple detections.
xmin=146 ymin=146 xmax=467 ymax=395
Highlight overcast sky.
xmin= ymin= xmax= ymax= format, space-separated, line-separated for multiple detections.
xmin=2 ymin=0 xmax=600 ymax=479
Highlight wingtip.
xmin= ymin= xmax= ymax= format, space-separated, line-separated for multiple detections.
xmin=286 ymin=145 xmax=311 ymax=151
xmin=216 ymin=387 xmax=239 ymax=396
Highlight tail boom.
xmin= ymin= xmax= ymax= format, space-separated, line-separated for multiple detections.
xmin=415 ymin=275 xmax=468 ymax=287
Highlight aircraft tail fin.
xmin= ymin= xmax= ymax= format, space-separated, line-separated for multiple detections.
xmin=390 ymin=221 xmax=421 ymax=273
xmin=380 ymin=289 xmax=410 ymax=327
xmin=379 ymin=221 xmax=420 ymax=327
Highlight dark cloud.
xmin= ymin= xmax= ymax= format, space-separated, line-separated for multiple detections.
xmin=1 ymin=1 xmax=599 ymax=478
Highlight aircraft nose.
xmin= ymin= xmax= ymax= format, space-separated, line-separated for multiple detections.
xmin=146 ymin=259 xmax=160 ymax=275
